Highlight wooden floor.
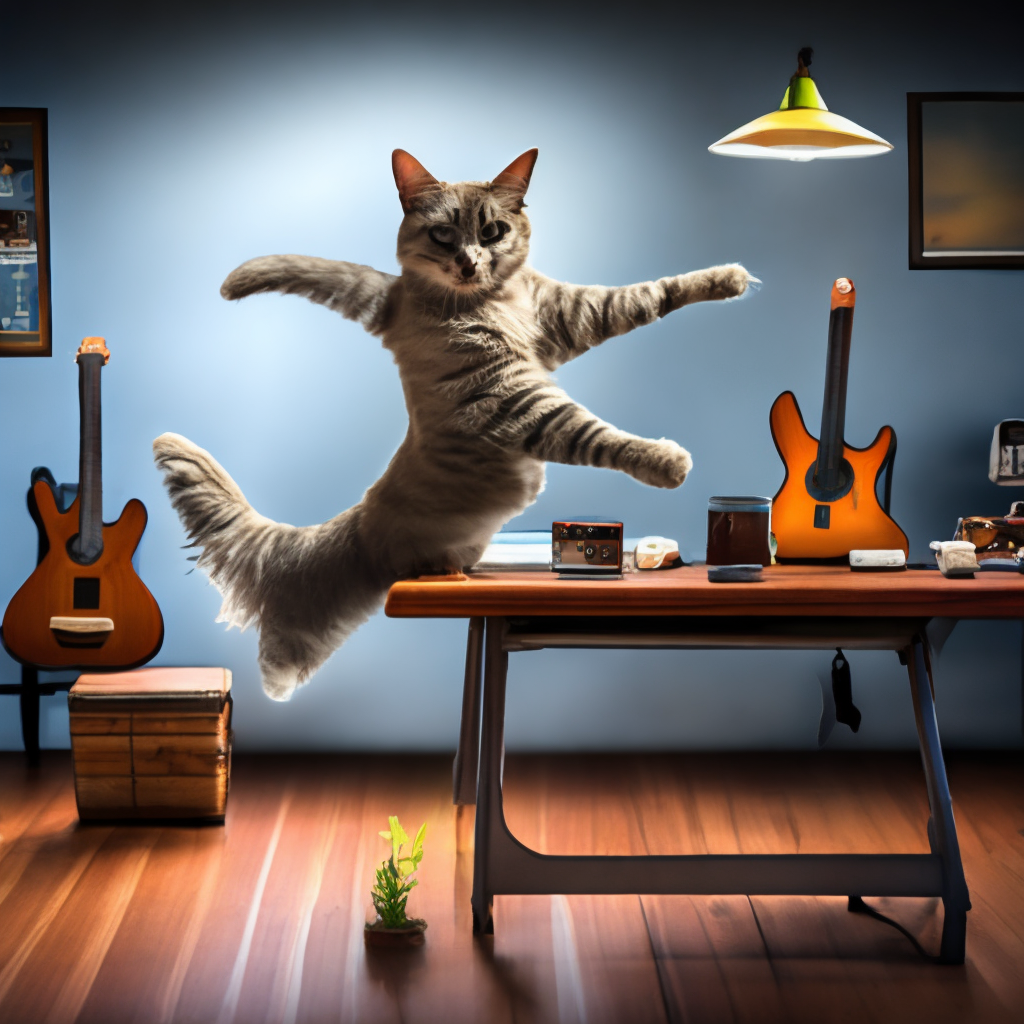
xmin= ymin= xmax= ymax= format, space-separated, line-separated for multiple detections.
xmin=0 ymin=752 xmax=1022 ymax=1024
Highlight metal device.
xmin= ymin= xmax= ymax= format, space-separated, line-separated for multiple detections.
xmin=551 ymin=519 xmax=623 ymax=576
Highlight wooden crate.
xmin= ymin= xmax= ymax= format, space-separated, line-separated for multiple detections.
xmin=69 ymin=667 xmax=232 ymax=821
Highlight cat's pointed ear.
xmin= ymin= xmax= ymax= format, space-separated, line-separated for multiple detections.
xmin=392 ymin=149 xmax=439 ymax=213
xmin=491 ymin=149 xmax=538 ymax=210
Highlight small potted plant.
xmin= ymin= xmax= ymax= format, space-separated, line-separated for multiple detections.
xmin=364 ymin=815 xmax=427 ymax=947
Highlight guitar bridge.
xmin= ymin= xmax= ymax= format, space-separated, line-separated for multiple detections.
xmin=49 ymin=615 xmax=114 ymax=648
xmin=814 ymin=504 xmax=831 ymax=530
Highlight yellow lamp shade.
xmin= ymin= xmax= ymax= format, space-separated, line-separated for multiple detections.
xmin=709 ymin=107 xmax=893 ymax=161
xmin=709 ymin=50 xmax=893 ymax=161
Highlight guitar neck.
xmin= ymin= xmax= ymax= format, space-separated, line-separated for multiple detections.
xmin=815 ymin=280 xmax=856 ymax=491
xmin=72 ymin=339 xmax=109 ymax=563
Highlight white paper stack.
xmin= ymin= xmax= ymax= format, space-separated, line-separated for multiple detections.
xmin=471 ymin=531 xmax=552 ymax=572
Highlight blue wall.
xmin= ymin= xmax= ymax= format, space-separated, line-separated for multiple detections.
xmin=2 ymin=1 xmax=1022 ymax=752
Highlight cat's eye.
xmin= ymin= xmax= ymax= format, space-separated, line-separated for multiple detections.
xmin=480 ymin=221 xmax=509 ymax=245
xmin=428 ymin=225 xmax=457 ymax=247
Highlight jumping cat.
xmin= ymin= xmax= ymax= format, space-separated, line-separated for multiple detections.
xmin=154 ymin=149 xmax=755 ymax=700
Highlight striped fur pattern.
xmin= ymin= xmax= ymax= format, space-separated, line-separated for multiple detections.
xmin=154 ymin=149 xmax=755 ymax=700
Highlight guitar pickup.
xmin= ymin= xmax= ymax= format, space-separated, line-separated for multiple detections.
xmin=49 ymin=616 xmax=114 ymax=648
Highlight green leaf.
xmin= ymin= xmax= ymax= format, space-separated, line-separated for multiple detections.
xmin=388 ymin=815 xmax=409 ymax=864
xmin=411 ymin=822 xmax=427 ymax=861
xmin=378 ymin=830 xmax=392 ymax=841
xmin=388 ymin=816 xmax=409 ymax=847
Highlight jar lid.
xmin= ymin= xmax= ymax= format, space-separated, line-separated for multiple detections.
xmin=708 ymin=495 xmax=772 ymax=513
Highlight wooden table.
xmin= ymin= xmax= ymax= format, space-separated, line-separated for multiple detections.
xmin=385 ymin=565 xmax=1024 ymax=962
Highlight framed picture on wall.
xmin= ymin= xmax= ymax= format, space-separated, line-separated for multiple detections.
xmin=0 ymin=108 xmax=51 ymax=356
xmin=908 ymin=93 xmax=1024 ymax=270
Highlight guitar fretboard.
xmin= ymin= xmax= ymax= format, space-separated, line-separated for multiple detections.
xmin=814 ymin=282 xmax=855 ymax=493
xmin=71 ymin=352 xmax=104 ymax=563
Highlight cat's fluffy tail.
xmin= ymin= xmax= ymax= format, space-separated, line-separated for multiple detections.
xmin=153 ymin=432 xmax=384 ymax=701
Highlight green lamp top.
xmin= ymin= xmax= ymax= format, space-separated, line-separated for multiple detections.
xmin=780 ymin=47 xmax=828 ymax=110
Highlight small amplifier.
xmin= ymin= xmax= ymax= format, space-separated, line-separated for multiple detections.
xmin=552 ymin=519 xmax=623 ymax=576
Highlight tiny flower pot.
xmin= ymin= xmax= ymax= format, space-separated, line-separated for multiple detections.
xmin=364 ymin=918 xmax=427 ymax=948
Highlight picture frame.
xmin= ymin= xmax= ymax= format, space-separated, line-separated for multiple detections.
xmin=908 ymin=92 xmax=1024 ymax=270
xmin=0 ymin=108 xmax=51 ymax=356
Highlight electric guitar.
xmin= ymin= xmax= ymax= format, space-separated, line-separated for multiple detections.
xmin=2 ymin=337 xmax=164 ymax=668
xmin=769 ymin=278 xmax=908 ymax=560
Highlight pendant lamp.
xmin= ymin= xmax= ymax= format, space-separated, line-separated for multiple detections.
xmin=709 ymin=48 xmax=892 ymax=161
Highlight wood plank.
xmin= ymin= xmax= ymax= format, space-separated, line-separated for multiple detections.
xmin=74 ymin=775 xmax=134 ymax=811
xmin=72 ymin=666 xmax=230 ymax=697
xmin=221 ymin=773 xmax=340 ymax=1024
xmin=132 ymin=739 xmax=227 ymax=776
xmin=0 ymin=821 xmax=115 ymax=1011
xmin=342 ymin=756 xmax=518 ymax=1024
xmin=73 ymin=826 xmax=226 ymax=1024
xmin=131 ymin=732 xmax=227 ymax=757
xmin=0 ymin=828 xmax=158 ymax=1023
xmin=72 ymin=735 xmax=133 ymax=776
xmin=644 ymin=895 xmax=788 ymax=1024
xmin=384 ymin=564 xmax=1024 ymax=620
xmin=630 ymin=754 xmax=786 ymax=1023
xmin=0 ymin=761 xmax=82 ymax=912
xmin=131 ymin=713 xmax=228 ymax=735
xmin=0 ymin=752 xmax=78 ymax=854
xmin=750 ymin=894 xmax=1012 ymax=1024
xmin=502 ymin=753 xmax=669 ymax=1024
xmin=70 ymin=715 xmax=131 ymax=735
xmin=134 ymin=774 xmax=228 ymax=814
xmin=941 ymin=760 xmax=1024 ymax=1016
xmin=71 ymin=735 xmax=133 ymax=755
xmin=169 ymin=760 xmax=294 ymax=1021
xmin=0 ymin=752 xmax=1022 ymax=1024
xmin=42 ymin=830 xmax=159 ymax=1024
xmin=288 ymin=762 xmax=372 ymax=1024
xmin=69 ymin=712 xmax=229 ymax=736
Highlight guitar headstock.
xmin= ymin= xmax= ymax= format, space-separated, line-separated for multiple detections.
xmin=77 ymin=337 xmax=110 ymax=364
xmin=831 ymin=278 xmax=855 ymax=310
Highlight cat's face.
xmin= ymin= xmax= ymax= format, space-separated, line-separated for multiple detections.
xmin=393 ymin=150 xmax=537 ymax=298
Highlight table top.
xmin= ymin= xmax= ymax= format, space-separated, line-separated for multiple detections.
xmin=384 ymin=564 xmax=1024 ymax=620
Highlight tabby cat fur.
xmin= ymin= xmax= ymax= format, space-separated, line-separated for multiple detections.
xmin=154 ymin=149 xmax=755 ymax=700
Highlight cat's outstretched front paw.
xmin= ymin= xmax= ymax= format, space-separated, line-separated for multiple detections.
xmin=710 ymin=263 xmax=759 ymax=301
xmin=630 ymin=439 xmax=693 ymax=489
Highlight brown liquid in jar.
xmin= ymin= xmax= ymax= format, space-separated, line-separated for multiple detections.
xmin=706 ymin=496 xmax=772 ymax=566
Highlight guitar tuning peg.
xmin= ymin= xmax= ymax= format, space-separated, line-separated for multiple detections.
xmin=77 ymin=336 xmax=110 ymax=364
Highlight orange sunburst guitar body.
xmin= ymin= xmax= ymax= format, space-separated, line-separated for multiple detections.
xmin=1 ymin=337 xmax=164 ymax=669
xmin=769 ymin=279 xmax=908 ymax=561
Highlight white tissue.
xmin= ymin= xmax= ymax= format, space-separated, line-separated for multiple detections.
xmin=634 ymin=536 xmax=680 ymax=570
xmin=929 ymin=540 xmax=980 ymax=577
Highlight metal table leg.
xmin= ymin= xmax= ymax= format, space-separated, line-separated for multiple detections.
xmin=453 ymin=617 xmax=485 ymax=806
xmin=19 ymin=664 xmax=40 ymax=766
xmin=470 ymin=618 xmax=963 ymax=960
xmin=472 ymin=617 xmax=508 ymax=933
xmin=906 ymin=636 xmax=971 ymax=964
